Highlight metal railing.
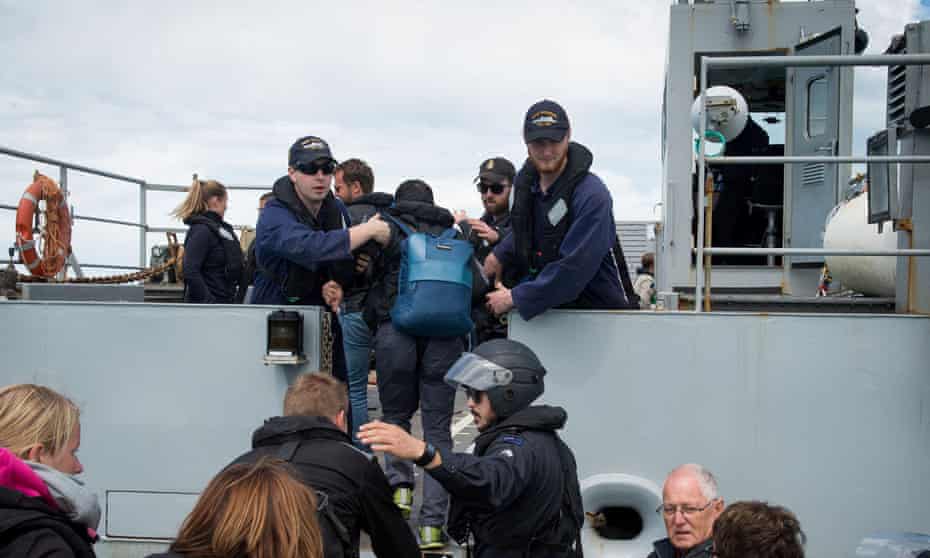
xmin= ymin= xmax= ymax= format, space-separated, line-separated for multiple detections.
xmin=1 ymin=146 xmax=266 ymax=273
xmin=695 ymin=53 xmax=930 ymax=312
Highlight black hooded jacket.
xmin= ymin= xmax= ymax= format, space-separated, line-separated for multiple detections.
xmin=430 ymin=405 xmax=584 ymax=558
xmin=228 ymin=415 xmax=419 ymax=558
xmin=0 ymin=487 xmax=96 ymax=558
xmin=182 ymin=211 xmax=243 ymax=304
xmin=362 ymin=200 xmax=457 ymax=331
xmin=343 ymin=192 xmax=394 ymax=313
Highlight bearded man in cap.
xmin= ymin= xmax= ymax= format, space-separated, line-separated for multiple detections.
xmin=484 ymin=100 xmax=638 ymax=321
xmin=359 ymin=339 xmax=584 ymax=557
xmin=455 ymin=157 xmax=516 ymax=343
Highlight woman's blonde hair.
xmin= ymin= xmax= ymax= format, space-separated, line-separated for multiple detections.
xmin=172 ymin=175 xmax=228 ymax=221
xmin=171 ymin=458 xmax=324 ymax=558
xmin=0 ymin=384 xmax=80 ymax=460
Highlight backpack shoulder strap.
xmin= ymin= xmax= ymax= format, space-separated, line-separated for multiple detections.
xmin=611 ymin=236 xmax=640 ymax=309
xmin=382 ymin=213 xmax=415 ymax=238
xmin=276 ymin=440 xmax=301 ymax=461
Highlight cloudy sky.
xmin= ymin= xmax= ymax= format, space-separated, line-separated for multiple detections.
xmin=1 ymin=0 xmax=926 ymax=274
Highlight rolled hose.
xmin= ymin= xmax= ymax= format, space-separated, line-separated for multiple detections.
xmin=694 ymin=130 xmax=727 ymax=157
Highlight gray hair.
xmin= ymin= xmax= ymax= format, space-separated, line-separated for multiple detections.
xmin=671 ymin=463 xmax=719 ymax=501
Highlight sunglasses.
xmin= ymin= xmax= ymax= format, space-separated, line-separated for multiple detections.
xmin=295 ymin=160 xmax=336 ymax=176
xmin=465 ymin=387 xmax=484 ymax=403
xmin=477 ymin=182 xmax=506 ymax=195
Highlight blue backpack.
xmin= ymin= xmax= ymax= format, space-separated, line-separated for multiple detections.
xmin=384 ymin=214 xmax=474 ymax=337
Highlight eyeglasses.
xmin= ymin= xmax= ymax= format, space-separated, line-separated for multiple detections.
xmin=477 ymin=182 xmax=506 ymax=195
xmin=295 ymin=160 xmax=336 ymax=176
xmin=465 ymin=387 xmax=484 ymax=403
xmin=656 ymin=499 xmax=718 ymax=517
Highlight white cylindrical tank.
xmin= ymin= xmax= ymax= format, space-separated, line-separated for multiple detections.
xmin=580 ymin=473 xmax=665 ymax=558
xmin=823 ymin=193 xmax=896 ymax=296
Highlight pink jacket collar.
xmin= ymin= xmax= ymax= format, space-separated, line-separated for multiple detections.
xmin=0 ymin=447 xmax=57 ymax=509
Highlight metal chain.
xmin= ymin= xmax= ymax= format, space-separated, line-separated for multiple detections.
xmin=14 ymin=257 xmax=177 ymax=285
xmin=320 ymin=310 xmax=333 ymax=374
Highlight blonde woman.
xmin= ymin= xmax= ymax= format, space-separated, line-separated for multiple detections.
xmin=147 ymin=458 xmax=324 ymax=558
xmin=0 ymin=384 xmax=99 ymax=557
xmin=172 ymin=176 xmax=243 ymax=303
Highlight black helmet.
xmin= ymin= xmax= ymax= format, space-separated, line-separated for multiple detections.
xmin=445 ymin=339 xmax=546 ymax=419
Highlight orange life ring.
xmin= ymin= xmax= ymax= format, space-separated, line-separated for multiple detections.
xmin=15 ymin=172 xmax=72 ymax=278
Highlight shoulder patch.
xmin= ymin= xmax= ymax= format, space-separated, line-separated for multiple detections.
xmin=499 ymin=434 xmax=525 ymax=446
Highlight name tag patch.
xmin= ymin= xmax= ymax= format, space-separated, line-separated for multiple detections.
xmin=500 ymin=434 xmax=525 ymax=446
xmin=547 ymin=199 xmax=567 ymax=226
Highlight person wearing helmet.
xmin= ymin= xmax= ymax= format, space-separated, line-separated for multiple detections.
xmin=359 ymin=339 xmax=584 ymax=558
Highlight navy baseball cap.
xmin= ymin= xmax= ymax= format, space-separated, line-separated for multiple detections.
xmin=523 ymin=100 xmax=570 ymax=142
xmin=475 ymin=157 xmax=516 ymax=184
xmin=288 ymin=136 xmax=335 ymax=167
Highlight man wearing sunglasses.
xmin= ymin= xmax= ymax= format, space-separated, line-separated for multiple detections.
xmin=484 ymin=100 xmax=638 ymax=321
xmin=649 ymin=464 xmax=725 ymax=558
xmin=252 ymin=135 xmax=390 ymax=307
xmin=456 ymin=157 xmax=515 ymax=263
xmin=456 ymin=157 xmax=515 ymax=343
xmin=359 ymin=339 xmax=584 ymax=558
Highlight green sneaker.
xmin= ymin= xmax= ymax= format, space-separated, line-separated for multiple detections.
xmin=418 ymin=525 xmax=447 ymax=550
xmin=392 ymin=486 xmax=412 ymax=519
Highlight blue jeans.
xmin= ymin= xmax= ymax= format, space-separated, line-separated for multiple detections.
xmin=374 ymin=321 xmax=462 ymax=527
xmin=339 ymin=311 xmax=372 ymax=446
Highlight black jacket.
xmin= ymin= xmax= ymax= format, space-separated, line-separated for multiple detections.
xmin=460 ymin=211 xmax=512 ymax=264
xmin=648 ymin=537 xmax=714 ymax=558
xmin=0 ymin=486 xmax=96 ymax=558
xmin=343 ymin=192 xmax=394 ymax=313
xmin=182 ymin=211 xmax=243 ymax=303
xmin=362 ymin=200 xmax=457 ymax=331
xmin=229 ymin=416 xmax=419 ymax=558
xmin=430 ymin=405 xmax=583 ymax=558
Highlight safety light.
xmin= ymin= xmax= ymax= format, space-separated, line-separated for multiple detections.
xmin=264 ymin=310 xmax=305 ymax=365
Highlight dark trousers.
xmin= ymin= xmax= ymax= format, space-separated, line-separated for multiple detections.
xmin=374 ymin=320 xmax=462 ymax=527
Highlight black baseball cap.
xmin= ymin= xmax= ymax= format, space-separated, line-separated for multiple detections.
xmin=475 ymin=157 xmax=516 ymax=185
xmin=288 ymin=136 xmax=335 ymax=167
xmin=523 ymin=99 xmax=570 ymax=142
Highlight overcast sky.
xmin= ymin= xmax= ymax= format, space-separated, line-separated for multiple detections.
xmin=1 ymin=0 xmax=926 ymax=274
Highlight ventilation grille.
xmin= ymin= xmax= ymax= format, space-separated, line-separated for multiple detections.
xmin=887 ymin=38 xmax=907 ymax=126
xmin=802 ymin=163 xmax=826 ymax=187
xmin=888 ymin=64 xmax=907 ymax=125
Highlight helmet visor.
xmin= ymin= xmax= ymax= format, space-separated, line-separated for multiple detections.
xmin=444 ymin=352 xmax=514 ymax=391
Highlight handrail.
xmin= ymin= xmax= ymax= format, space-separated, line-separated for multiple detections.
xmin=0 ymin=146 xmax=145 ymax=185
xmin=698 ymin=248 xmax=930 ymax=256
xmin=1 ymin=147 xmax=269 ymax=276
xmin=695 ymin=52 xmax=930 ymax=312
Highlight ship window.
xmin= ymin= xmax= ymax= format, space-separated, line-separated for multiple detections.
xmin=807 ymin=77 xmax=827 ymax=138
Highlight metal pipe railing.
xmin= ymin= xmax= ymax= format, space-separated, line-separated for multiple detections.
xmin=0 ymin=146 xmax=145 ymax=185
xmin=1 ymin=146 xmax=270 ymax=275
xmin=695 ymin=52 xmax=930 ymax=312
xmin=700 ymin=248 xmax=930 ymax=256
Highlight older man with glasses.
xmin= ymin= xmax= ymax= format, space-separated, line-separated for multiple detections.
xmin=649 ymin=464 xmax=725 ymax=558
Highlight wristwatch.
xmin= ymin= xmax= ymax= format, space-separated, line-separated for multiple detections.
xmin=414 ymin=442 xmax=437 ymax=467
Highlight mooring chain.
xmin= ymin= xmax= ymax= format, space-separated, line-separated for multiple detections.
xmin=320 ymin=310 xmax=334 ymax=375
xmin=14 ymin=257 xmax=178 ymax=285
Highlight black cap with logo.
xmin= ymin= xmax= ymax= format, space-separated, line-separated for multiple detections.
xmin=523 ymin=99 xmax=570 ymax=143
xmin=288 ymin=136 xmax=335 ymax=167
xmin=475 ymin=157 xmax=516 ymax=185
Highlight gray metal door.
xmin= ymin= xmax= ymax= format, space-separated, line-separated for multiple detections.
xmin=788 ymin=28 xmax=842 ymax=263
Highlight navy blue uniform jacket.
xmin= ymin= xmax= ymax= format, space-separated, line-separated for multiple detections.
xmin=492 ymin=148 xmax=624 ymax=321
